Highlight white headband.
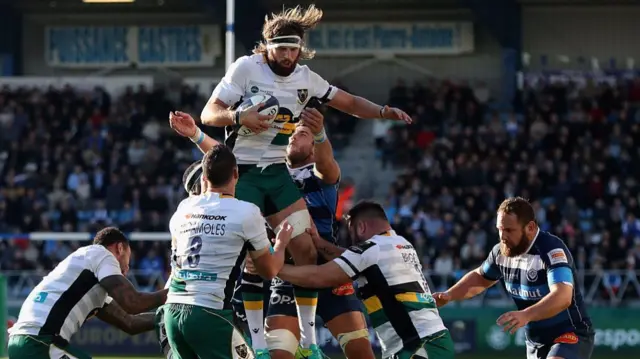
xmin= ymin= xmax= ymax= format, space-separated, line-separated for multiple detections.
xmin=266 ymin=35 xmax=303 ymax=50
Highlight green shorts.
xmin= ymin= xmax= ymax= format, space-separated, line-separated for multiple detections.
xmin=7 ymin=334 xmax=91 ymax=359
xmin=390 ymin=330 xmax=455 ymax=359
xmin=163 ymin=303 xmax=252 ymax=359
xmin=236 ymin=163 xmax=301 ymax=217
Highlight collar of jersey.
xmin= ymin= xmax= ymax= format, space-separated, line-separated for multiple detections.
xmin=205 ymin=191 xmax=234 ymax=199
xmin=523 ymin=228 xmax=540 ymax=254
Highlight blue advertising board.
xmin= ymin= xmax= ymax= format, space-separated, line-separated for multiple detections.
xmin=46 ymin=25 xmax=221 ymax=68
xmin=307 ymin=22 xmax=474 ymax=56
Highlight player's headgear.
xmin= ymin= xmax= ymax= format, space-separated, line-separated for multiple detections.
xmin=254 ymin=5 xmax=323 ymax=61
xmin=182 ymin=160 xmax=203 ymax=194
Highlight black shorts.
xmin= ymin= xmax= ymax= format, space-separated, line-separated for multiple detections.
xmin=526 ymin=332 xmax=594 ymax=359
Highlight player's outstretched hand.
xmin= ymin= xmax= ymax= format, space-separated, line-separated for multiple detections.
xmin=381 ymin=105 xmax=413 ymax=124
xmin=169 ymin=111 xmax=197 ymax=138
xmin=432 ymin=292 xmax=452 ymax=307
xmin=300 ymin=108 xmax=324 ymax=135
xmin=305 ymin=226 xmax=323 ymax=248
xmin=238 ymin=105 xmax=272 ymax=134
xmin=275 ymin=220 xmax=294 ymax=247
xmin=496 ymin=310 xmax=531 ymax=335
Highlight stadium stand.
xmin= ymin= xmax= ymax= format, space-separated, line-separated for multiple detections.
xmin=380 ymin=77 xmax=640 ymax=303
xmin=3 ymin=78 xmax=640 ymax=306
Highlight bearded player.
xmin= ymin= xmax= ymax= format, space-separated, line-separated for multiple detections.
xmin=434 ymin=197 xmax=594 ymax=359
xmin=201 ymin=5 xmax=411 ymax=358
xmin=170 ymin=110 xmax=375 ymax=359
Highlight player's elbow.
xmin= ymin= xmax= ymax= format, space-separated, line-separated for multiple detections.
xmin=200 ymin=103 xmax=226 ymax=127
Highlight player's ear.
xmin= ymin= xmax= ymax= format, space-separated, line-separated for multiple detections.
xmin=233 ymin=166 xmax=239 ymax=180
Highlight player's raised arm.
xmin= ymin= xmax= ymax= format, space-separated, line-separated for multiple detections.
xmin=299 ymin=108 xmax=340 ymax=184
xmin=328 ymin=88 xmax=412 ymax=124
xmin=96 ymin=297 xmax=156 ymax=335
xmin=244 ymin=206 xmax=293 ymax=279
xmin=433 ymin=245 xmax=501 ymax=307
xmin=169 ymin=111 xmax=218 ymax=154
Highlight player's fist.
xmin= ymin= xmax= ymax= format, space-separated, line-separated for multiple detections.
xmin=300 ymin=108 xmax=325 ymax=135
xmin=169 ymin=111 xmax=198 ymax=138
xmin=381 ymin=105 xmax=413 ymax=124
xmin=432 ymin=292 xmax=452 ymax=307
xmin=244 ymin=254 xmax=257 ymax=274
xmin=306 ymin=225 xmax=323 ymax=248
xmin=275 ymin=220 xmax=294 ymax=247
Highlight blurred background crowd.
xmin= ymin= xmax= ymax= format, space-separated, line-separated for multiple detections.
xmin=3 ymin=77 xmax=640 ymax=302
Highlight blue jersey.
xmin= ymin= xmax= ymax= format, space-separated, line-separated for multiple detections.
xmin=479 ymin=230 xmax=593 ymax=344
xmin=289 ymin=163 xmax=339 ymax=243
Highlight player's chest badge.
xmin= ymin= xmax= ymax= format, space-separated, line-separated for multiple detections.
xmin=297 ymin=89 xmax=309 ymax=104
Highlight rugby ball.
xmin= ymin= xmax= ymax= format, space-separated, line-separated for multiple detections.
xmin=236 ymin=94 xmax=280 ymax=136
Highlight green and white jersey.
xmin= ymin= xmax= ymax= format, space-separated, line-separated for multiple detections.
xmin=167 ymin=192 xmax=271 ymax=310
xmin=212 ymin=54 xmax=338 ymax=166
xmin=9 ymin=245 xmax=120 ymax=341
xmin=333 ymin=230 xmax=447 ymax=357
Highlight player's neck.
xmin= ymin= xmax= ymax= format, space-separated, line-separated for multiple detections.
xmin=206 ymin=187 xmax=235 ymax=198
xmin=287 ymin=154 xmax=315 ymax=169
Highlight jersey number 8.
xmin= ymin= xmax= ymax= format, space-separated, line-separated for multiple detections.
xmin=173 ymin=236 xmax=203 ymax=269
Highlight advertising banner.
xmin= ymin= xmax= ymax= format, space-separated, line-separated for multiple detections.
xmin=307 ymin=22 xmax=474 ymax=56
xmin=46 ymin=25 xmax=221 ymax=68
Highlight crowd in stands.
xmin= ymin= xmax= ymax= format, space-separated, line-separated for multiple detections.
xmin=380 ymin=76 xmax=640 ymax=300
xmin=3 ymin=75 xmax=640 ymax=302
xmin=0 ymin=82 xmax=357 ymax=286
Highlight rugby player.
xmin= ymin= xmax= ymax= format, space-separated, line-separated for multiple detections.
xmin=163 ymin=144 xmax=294 ymax=359
xmin=201 ymin=5 xmax=411 ymax=357
xmin=154 ymin=159 xmax=207 ymax=359
xmin=8 ymin=227 xmax=166 ymax=359
xmin=276 ymin=200 xmax=455 ymax=359
xmin=169 ymin=110 xmax=375 ymax=359
xmin=433 ymin=197 xmax=594 ymax=359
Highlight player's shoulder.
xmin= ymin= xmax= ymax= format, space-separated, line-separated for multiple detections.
xmin=232 ymin=198 xmax=263 ymax=219
xmin=80 ymin=244 xmax=114 ymax=263
xmin=534 ymin=231 xmax=573 ymax=265
xmin=347 ymin=240 xmax=378 ymax=255
xmin=232 ymin=54 xmax=264 ymax=71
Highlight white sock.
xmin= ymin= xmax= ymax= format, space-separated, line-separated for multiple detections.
xmin=294 ymin=289 xmax=318 ymax=349
xmin=242 ymin=276 xmax=267 ymax=351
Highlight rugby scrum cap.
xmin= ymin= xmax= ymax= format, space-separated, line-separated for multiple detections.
xmin=182 ymin=160 xmax=203 ymax=193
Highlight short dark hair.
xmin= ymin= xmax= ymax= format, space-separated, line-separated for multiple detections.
xmin=202 ymin=144 xmax=237 ymax=187
xmin=93 ymin=227 xmax=129 ymax=247
xmin=345 ymin=200 xmax=388 ymax=224
xmin=497 ymin=197 xmax=536 ymax=226
xmin=182 ymin=160 xmax=203 ymax=195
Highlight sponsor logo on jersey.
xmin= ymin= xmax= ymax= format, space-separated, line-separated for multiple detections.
xmin=332 ymin=282 xmax=355 ymax=296
xmin=508 ymin=286 xmax=543 ymax=298
xmin=548 ymin=249 xmax=568 ymax=265
xmin=396 ymin=244 xmax=413 ymax=250
xmin=554 ymin=332 xmax=579 ymax=344
xmin=250 ymin=86 xmax=259 ymax=94
xmin=297 ymin=89 xmax=308 ymax=104
xmin=185 ymin=214 xmax=227 ymax=221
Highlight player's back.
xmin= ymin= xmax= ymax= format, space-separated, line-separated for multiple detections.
xmin=288 ymin=163 xmax=338 ymax=243
xmin=10 ymin=245 xmax=117 ymax=341
xmin=487 ymin=230 xmax=593 ymax=343
xmin=167 ymin=192 xmax=261 ymax=310
xmin=216 ymin=54 xmax=336 ymax=165
xmin=344 ymin=231 xmax=447 ymax=357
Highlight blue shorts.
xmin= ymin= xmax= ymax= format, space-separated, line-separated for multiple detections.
xmin=526 ymin=332 xmax=594 ymax=359
xmin=267 ymin=277 xmax=363 ymax=323
xmin=231 ymin=277 xmax=363 ymax=331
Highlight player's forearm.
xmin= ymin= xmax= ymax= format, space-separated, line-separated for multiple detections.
xmin=97 ymin=302 xmax=156 ymax=335
xmin=201 ymin=102 xmax=235 ymax=127
xmin=521 ymin=289 xmax=572 ymax=322
xmin=446 ymin=270 xmax=495 ymax=301
xmin=100 ymin=276 xmax=168 ymax=314
xmin=344 ymin=96 xmax=384 ymax=119
xmin=313 ymin=140 xmax=340 ymax=183
xmin=278 ymin=264 xmax=325 ymax=288
xmin=315 ymin=239 xmax=345 ymax=261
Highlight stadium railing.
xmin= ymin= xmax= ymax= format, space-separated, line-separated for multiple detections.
xmin=4 ymin=269 xmax=640 ymax=307
xmin=4 ymin=232 xmax=639 ymax=306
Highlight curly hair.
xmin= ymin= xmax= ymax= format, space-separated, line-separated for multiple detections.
xmin=253 ymin=5 xmax=323 ymax=61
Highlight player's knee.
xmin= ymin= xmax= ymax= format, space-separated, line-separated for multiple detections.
xmin=337 ymin=329 xmax=372 ymax=356
xmin=265 ymin=328 xmax=298 ymax=356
